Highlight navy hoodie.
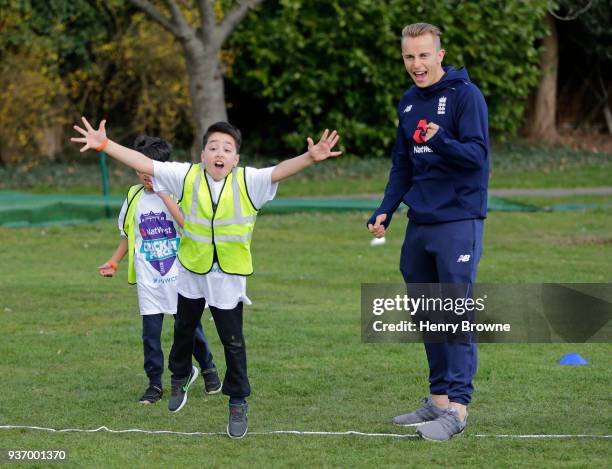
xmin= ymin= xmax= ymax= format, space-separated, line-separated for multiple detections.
xmin=369 ymin=66 xmax=489 ymax=226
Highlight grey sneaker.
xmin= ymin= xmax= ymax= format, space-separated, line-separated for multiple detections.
xmin=168 ymin=366 xmax=199 ymax=413
xmin=416 ymin=408 xmax=467 ymax=442
xmin=392 ymin=397 xmax=446 ymax=426
xmin=202 ymin=368 xmax=222 ymax=394
xmin=226 ymin=402 xmax=248 ymax=439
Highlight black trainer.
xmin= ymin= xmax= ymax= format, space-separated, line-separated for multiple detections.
xmin=202 ymin=368 xmax=222 ymax=394
xmin=139 ymin=384 xmax=163 ymax=404
xmin=168 ymin=366 xmax=199 ymax=413
xmin=227 ymin=402 xmax=248 ymax=439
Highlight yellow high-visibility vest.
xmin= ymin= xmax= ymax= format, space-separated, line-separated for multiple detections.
xmin=123 ymin=184 xmax=145 ymax=284
xmin=178 ymin=165 xmax=258 ymax=275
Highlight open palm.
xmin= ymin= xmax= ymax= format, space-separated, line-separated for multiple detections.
xmin=307 ymin=129 xmax=342 ymax=161
xmin=71 ymin=117 xmax=107 ymax=152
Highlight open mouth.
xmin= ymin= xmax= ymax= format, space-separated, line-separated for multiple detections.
xmin=214 ymin=161 xmax=225 ymax=170
xmin=413 ymin=70 xmax=427 ymax=82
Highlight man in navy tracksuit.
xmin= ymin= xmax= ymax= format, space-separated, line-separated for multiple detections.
xmin=367 ymin=23 xmax=489 ymax=441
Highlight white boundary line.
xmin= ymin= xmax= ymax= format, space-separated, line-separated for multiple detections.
xmin=1 ymin=425 xmax=610 ymax=439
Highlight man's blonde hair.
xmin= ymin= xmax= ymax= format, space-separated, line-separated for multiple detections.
xmin=401 ymin=23 xmax=442 ymax=50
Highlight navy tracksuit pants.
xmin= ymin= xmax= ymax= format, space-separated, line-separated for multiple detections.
xmin=142 ymin=314 xmax=215 ymax=387
xmin=400 ymin=218 xmax=484 ymax=405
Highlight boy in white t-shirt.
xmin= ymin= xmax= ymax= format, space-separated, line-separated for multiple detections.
xmin=73 ymin=118 xmax=341 ymax=438
xmin=97 ymin=136 xmax=221 ymax=405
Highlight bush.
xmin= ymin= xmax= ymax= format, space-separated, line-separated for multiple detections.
xmin=228 ymin=0 xmax=548 ymax=157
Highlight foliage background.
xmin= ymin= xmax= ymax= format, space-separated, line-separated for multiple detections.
xmin=0 ymin=0 xmax=557 ymax=163
xmin=227 ymin=0 xmax=548 ymax=156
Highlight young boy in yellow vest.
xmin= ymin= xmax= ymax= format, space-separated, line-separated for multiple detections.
xmin=72 ymin=118 xmax=341 ymax=439
xmin=97 ymin=135 xmax=221 ymax=405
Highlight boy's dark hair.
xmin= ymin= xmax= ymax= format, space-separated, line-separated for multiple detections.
xmin=133 ymin=135 xmax=172 ymax=162
xmin=202 ymin=122 xmax=242 ymax=152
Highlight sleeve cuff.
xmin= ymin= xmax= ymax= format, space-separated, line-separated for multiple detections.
xmin=426 ymin=126 xmax=444 ymax=146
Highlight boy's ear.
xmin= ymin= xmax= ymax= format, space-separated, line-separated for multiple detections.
xmin=234 ymin=153 xmax=240 ymax=167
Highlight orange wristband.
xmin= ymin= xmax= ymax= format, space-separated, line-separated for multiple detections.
xmin=96 ymin=138 xmax=109 ymax=152
xmin=107 ymin=260 xmax=118 ymax=271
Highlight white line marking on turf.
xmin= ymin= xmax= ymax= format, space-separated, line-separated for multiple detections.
xmin=1 ymin=425 xmax=611 ymax=439
xmin=0 ymin=425 xmax=223 ymax=436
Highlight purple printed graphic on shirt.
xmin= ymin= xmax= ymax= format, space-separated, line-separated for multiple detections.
xmin=138 ymin=211 xmax=180 ymax=276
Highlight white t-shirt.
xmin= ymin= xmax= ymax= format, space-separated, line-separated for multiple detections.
xmin=152 ymin=161 xmax=278 ymax=309
xmin=118 ymin=190 xmax=181 ymax=316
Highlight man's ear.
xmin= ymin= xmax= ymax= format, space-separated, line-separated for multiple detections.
xmin=234 ymin=154 xmax=240 ymax=167
xmin=438 ymin=48 xmax=446 ymax=64
xmin=200 ymin=150 xmax=206 ymax=163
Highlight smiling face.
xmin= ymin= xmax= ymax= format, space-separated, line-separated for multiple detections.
xmin=201 ymin=132 xmax=240 ymax=181
xmin=401 ymin=33 xmax=445 ymax=88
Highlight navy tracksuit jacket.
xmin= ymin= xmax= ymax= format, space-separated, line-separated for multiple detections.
xmin=369 ymin=66 xmax=489 ymax=404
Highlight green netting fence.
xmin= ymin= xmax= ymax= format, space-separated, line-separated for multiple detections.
xmin=0 ymin=191 xmax=569 ymax=228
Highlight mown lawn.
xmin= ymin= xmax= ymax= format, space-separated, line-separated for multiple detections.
xmin=0 ymin=208 xmax=610 ymax=468
xmin=2 ymin=142 xmax=611 ymax=197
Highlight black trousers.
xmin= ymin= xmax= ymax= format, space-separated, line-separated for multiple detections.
xmin=169 ymin=294 xmax=251 ymax=398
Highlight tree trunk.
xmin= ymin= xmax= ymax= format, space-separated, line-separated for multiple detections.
xmin=527 ymin=12 xmax=559 ymax=143
xmin=603 ymin=103 xmax=612 ymax=135
xmin=183 ymin=39 xmax=228 ymax=160
xmin=129 ymin=0 xmax=264 ymax=160
xmin=37 ymin=124 xmax=64 ymax=160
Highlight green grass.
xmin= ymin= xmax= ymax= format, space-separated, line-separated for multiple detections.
xmin=0 ymin=209 xmax=611 ymax=468
xmin=2 ymin=142 xmax=611 ymax=197
xmin=487 ymin=141 xmax=612 ymax=187
xmin=489 ymin=165 xmax=612 ymax=189
xmin=501 ymin=195 xmax=612 ymax=211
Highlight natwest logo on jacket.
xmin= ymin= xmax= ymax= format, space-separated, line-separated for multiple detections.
xmin=413 ymin=119 xmax=428 ymax=143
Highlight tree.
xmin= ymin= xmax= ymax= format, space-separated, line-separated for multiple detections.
xmin=528 ymin=0 xmax=612 ymax=142
xmin=0 ymin=1 xmax=71 ymax=163
xmin=72 ymin=12 xmax=193 ymax=146
xmin=0 ymin=0 xmax=196 ymax=162
xmin=227 ymin=0 xmax=548 ymax=157
xmin=129 ymin=0 xmax=264 ymax=155
xmin=0 ymin=0 xmax=126 ymax=163
xmin=527 ymin=11 xmax=559 ymax=142
xmin=0 ymin=41 xmax=67 ymax=164
xmin=556 ymin=0 xmax=612 ymax=135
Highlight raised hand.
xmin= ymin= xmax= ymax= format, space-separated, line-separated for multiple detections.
xmin=307 ymin=129 xmax=342 ymax=161
xmin=71 ymin=117 xmax=107 ymax=152
xmin=424 ymin=122 xmax=439 ymax=141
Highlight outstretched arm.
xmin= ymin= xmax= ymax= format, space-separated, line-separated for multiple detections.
xmin=71 ymin=117 xmax=154 ymax=175
xmin=157 ymin=191 xmax=184 ymax=228
xmin=271 ymin=129 xmax=341 ymax=183
xmin=98 ymin=238 xmax=128 ymax=277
